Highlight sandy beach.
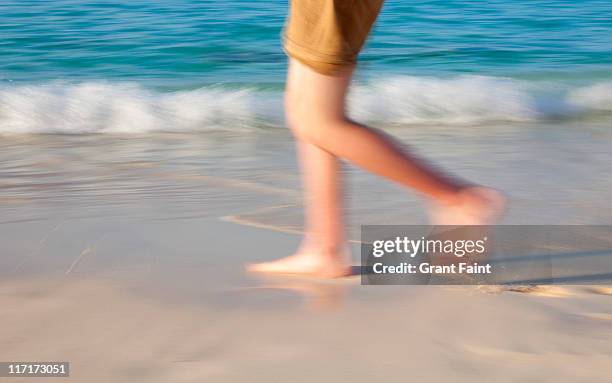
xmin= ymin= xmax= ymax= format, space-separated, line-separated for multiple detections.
xmin=1 ymin=125 xmax=611 ymax=382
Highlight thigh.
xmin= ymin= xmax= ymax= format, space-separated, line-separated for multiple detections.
xmin=286 ymin=58 xmax=353 ymax=121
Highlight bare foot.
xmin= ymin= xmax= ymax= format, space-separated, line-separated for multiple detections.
xmin=429 ymin=186 xmax=507 ymax=225
xmin=246 ymin=248 xmax=352 ymax=279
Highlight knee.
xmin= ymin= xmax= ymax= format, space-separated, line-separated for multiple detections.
xmin=284 ymin=95 xmax=343 ymax=145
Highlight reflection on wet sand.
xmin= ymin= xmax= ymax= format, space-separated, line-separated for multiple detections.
xmin=239 ymin=274 xmax=355 ymax=311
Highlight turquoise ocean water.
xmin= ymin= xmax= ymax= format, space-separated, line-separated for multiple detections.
xmin=1 ymin=0 xmax=612 ymax=133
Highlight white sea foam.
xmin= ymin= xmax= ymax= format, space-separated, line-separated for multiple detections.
xmin=0 ymin=77 xmax=610 ymax=134
xmin=350 ymin=75 xmax=538 ymax=124
xmin=0 ymin=82 xmax=272 ymax=134
xmin=567 ymin=81 xmax=612 ymax=112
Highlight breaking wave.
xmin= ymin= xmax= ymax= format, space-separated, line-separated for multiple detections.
xmin=1 ymin=76 xmax=611 ymax=134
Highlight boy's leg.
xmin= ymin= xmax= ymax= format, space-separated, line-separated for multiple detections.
xmin=297 ymin=141 xmax=346 ymax=257
xmin=247 ymin=140 xmax=351 ymax=278
xmin=246 ymin=62 xmax=352 ymax=278
xmin=285 ymin=59 xmax=466 ymax=203
xmin=284 ymin=59 xmax=504 ymax=217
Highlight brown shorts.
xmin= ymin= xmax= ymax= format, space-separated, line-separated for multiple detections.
xmin=283 ymin=0 xmax=384 ymax=76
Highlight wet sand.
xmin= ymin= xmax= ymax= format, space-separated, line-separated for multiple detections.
xmin=2 ymin=216 xmax=612 ymax=382
xmin=1 ymin=124 xmax=612 ymax=381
